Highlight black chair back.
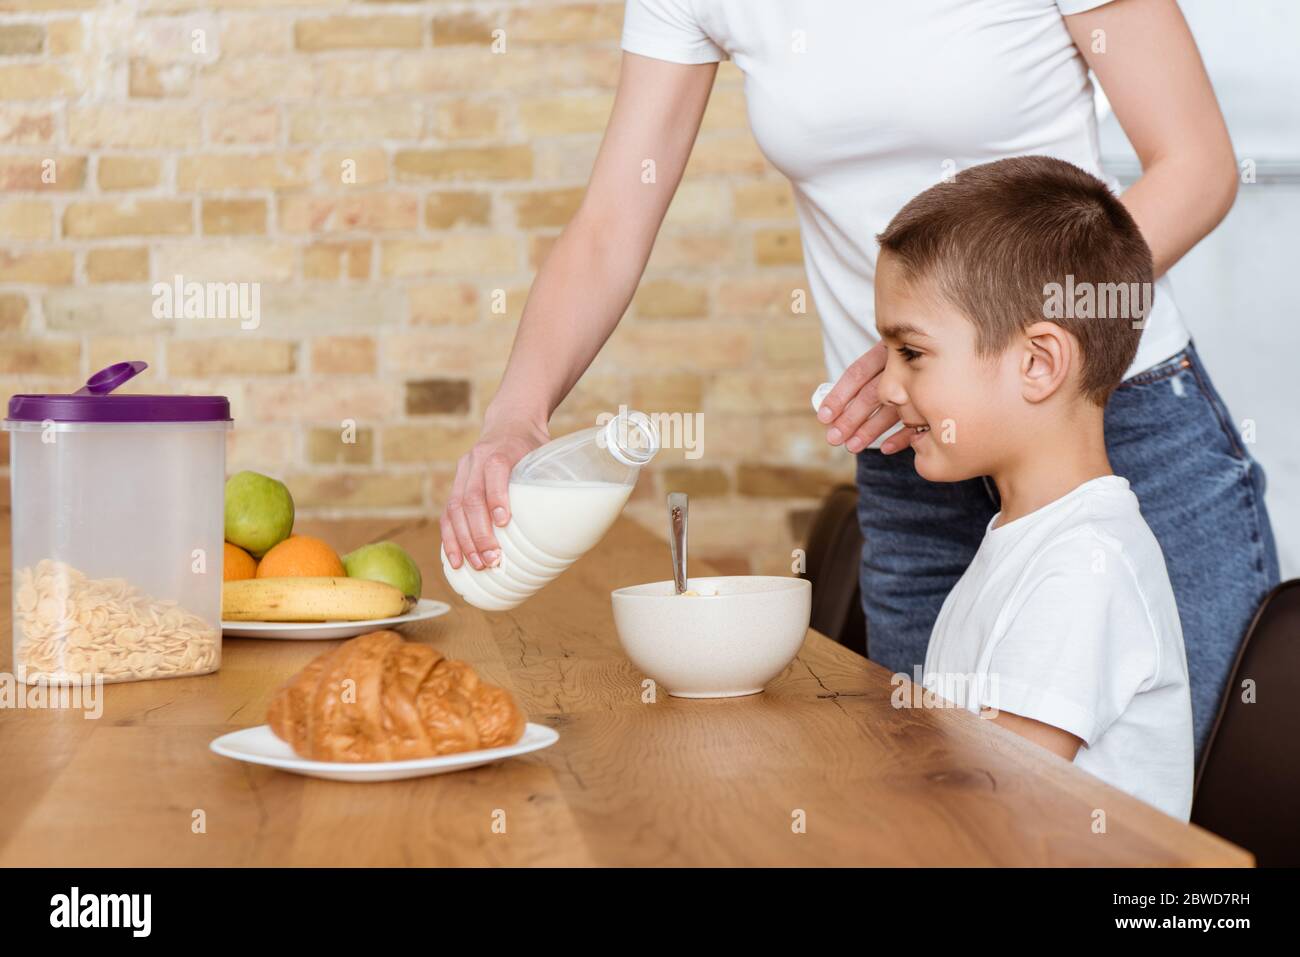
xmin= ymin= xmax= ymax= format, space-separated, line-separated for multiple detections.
xmin=1192 ymin=579 xmax=1300 ymax=867
xmin=799 ymin=483 xmax=866 ymax=657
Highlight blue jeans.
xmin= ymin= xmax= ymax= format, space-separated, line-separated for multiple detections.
xmin=855 ymin=338 xmax=1280 ymax=766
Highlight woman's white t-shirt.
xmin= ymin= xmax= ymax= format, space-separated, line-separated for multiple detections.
xmin=622 ymin=0 xmax=1191 ymax=446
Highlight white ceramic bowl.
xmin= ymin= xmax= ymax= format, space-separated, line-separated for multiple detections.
xmin=610 ymin=575 xmax=811 ymax=698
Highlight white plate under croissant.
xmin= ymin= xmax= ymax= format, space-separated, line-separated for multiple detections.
xmin=210 ymin=629 xmax=554 ymax=780
xmin=210 ymin=722 xmax=559 ymax=782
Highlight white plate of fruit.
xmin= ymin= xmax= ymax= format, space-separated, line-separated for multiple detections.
xmin=221 ymin=471 xmax=450 ymax=640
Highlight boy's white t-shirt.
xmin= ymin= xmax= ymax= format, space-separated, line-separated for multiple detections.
xmin=621 ymin=0 xmax=1191 ymax=447
xmin=922 ymin=475 xmax=1194 ymax=821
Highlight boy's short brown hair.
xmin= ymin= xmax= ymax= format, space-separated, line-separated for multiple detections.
xmin=876 ymin=155 xmax=1154 ymax=407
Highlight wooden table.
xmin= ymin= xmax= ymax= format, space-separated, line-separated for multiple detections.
xmin=0 ymin=511 xmax=1251 ymax=866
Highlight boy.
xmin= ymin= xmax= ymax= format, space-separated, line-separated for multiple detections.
xmin=874 ymin=155 xmax=1194 ymax=820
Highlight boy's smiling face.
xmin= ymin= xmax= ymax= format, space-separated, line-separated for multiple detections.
xmin=874 ymin=249 xmax=1021 ymax=482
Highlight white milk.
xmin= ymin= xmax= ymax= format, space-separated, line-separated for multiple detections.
xmin=440 ymin=479 xmax=635 ymax=611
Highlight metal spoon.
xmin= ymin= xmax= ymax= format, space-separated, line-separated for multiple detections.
xmin=668 ymin=492 xmax=688 ymax=594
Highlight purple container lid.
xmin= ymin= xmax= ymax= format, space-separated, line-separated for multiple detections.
xmin=6 ymin=361 xmax=231 ymax=423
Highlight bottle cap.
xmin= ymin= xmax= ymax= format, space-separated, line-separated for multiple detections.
xmin=810 ymin=382 xmax=833 ymax=414
xmin=604 ymin=411 xmax=660 ymax=467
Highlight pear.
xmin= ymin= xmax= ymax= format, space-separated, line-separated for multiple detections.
xmin=224 ymin=471 xmax=294 ymax=558
xmin=343 ymin=541 xmax=422 ymax=599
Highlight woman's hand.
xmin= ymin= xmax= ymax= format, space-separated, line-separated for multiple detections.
xmin=816 ymin=342 xmax=916 ymax=454
xmin=440 ymin=418 xmax=551 ymax=570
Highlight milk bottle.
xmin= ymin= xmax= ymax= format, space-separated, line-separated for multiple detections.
xmin=441 ymin=411 xmax=660 ymax=611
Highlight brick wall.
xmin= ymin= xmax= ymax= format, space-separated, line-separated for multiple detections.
xmin=0 ymin=0 xmax=856 ymax=576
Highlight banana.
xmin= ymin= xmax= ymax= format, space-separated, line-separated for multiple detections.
xmin=223 ymin=576 xmax=409 ymax=622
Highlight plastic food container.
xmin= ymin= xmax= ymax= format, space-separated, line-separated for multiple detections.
xmin=4 ymin=361 xmax=231 ymax=685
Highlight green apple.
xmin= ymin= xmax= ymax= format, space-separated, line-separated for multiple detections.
xmin=224 ymin=470 xmax=294 ymax=558
xmin=343 ymin=541 xmax=422 ymax=599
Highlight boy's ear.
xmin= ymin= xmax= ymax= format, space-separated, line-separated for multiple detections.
xmin=1019 ymin=321 xmax=1072 ymax=403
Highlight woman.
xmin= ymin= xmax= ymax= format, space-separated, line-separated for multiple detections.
xmin=439 ymin=0 xmax=1279 ymax=767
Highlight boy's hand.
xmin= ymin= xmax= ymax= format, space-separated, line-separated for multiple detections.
xmin=815 ymin=342 xmax=919 ymax=454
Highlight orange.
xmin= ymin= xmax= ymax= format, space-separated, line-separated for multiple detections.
xmin=223 ymin=542 xmax=258 ymax=581
xmin=255 ymin=534 xmax=346 ymax=579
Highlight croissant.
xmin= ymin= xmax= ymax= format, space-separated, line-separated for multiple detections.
xmin=266 ymin=630 xmax=526 ymax=762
